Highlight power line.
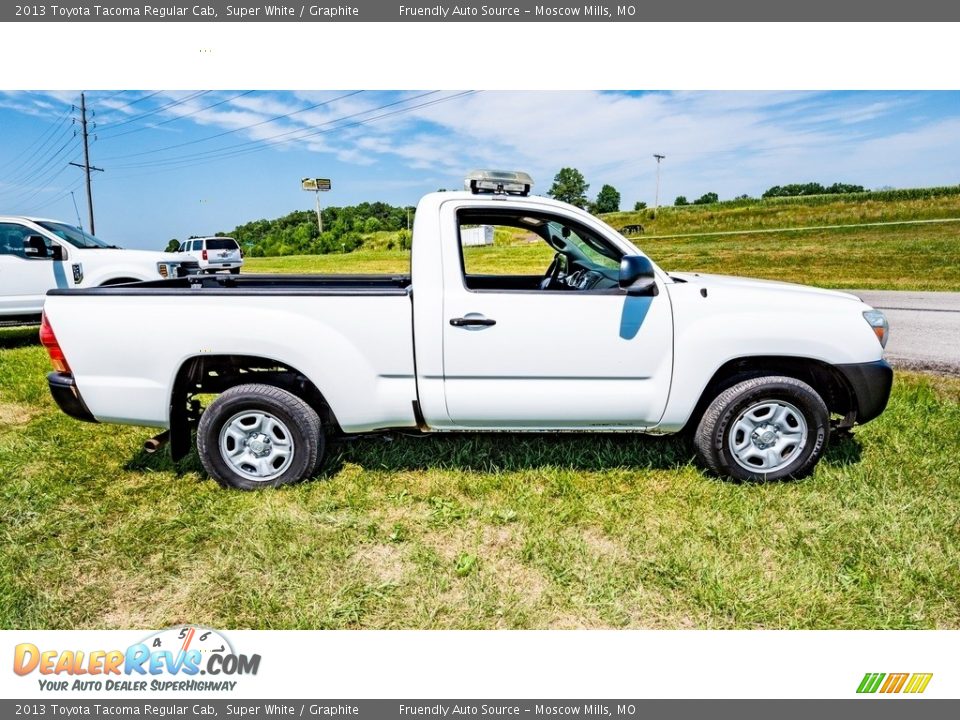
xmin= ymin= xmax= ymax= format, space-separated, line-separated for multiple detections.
xmin=99 ymin=90 xmax=366 ymax=162
xmin=0 ymin=106 xmax=72 ymax=174
xmin=97 ymin=90 xmax=130 ymax=103
xmin=0 ymin=132 xmax=80 ymax=197
xmin=102 ymin=90 xmax=163 ymax=114
xmin=102 ymin=91 xmax=477 ymax=180
xmin=0 ymin=121 xmax=76 ymax=186
xmin=97 ymin=90 xmax=255 ymax=141
xmin=9 ymin=154 xmax=82 ymax=209
xmin=97 ymin=90 xmax=211 ymax=132
xmin=109 ymin=90 xmax=449 ymax=171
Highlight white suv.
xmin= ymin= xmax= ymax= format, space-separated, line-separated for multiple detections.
xmin=178 ymin=237 xmax=244 ymax=274
xmin=0 ymin=216 xmax=198 ymax=324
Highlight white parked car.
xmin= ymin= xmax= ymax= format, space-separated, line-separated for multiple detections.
xmin=40 ymin=171 xmax=892 ymax=487
xmin=178 ymin=236 xmax=243 ymax=274
xmin=0 ymin=216 xmax=198 ymax=324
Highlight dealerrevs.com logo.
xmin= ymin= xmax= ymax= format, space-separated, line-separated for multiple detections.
xmin=857 ymin=673 xmax=933 ymax=694
xmin=13 ymin=626 xmax=261 ymax=692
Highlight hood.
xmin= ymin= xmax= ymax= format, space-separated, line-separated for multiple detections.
xmin=668 ymin=272 xmax=861 ymax=303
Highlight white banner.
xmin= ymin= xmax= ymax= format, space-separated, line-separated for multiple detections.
xmin=2 ymin=629 xmax=954 ymax=699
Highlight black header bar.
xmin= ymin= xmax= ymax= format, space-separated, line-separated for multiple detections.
xmin=5 ymin=0 xmax=959 ymax=21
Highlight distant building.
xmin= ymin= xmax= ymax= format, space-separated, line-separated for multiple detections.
xmin=461 ymin=225 xmax=494 ymax=246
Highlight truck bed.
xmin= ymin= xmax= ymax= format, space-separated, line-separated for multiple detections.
xmin=47 ymin=273 xmax=412 ymax=296
xmin=43 ymin=273 xmax=418 ymax=433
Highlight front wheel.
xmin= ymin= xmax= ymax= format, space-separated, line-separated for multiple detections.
xmin=197 ymin=383 xmax=323 ymax=489
xmin=693 ymin=376 xmax=829 ymax=481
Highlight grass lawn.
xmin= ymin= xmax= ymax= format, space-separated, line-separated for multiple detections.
xmin=2 ymin=324 xmax=958 ymax=630
xmin=246 ymin=218 xmax=960 ymax=291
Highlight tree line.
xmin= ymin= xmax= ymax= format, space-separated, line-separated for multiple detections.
xmin=167 ymin=202 xmax=415 ymax=257
xmin=546 ymin=166 xmax=869 ymax=210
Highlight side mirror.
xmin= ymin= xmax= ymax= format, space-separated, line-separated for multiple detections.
xmin=619 ymin=255 xmax=657 ymax=295
xmin=23 ymin=235 xmax=48 ymax=259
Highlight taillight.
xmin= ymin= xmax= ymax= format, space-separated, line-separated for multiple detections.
xmin=40 ymin=312 xmax=71 ymax=374
xmin=202 ymin=249 xmax=208 ymax=261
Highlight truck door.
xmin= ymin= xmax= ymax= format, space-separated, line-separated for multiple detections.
xmin=439 ymin=202 xmax=674 ymax=429
xmin=0 ymin=222 xmax=71 ymax=315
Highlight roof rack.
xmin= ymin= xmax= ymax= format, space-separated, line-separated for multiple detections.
xmin=464 ymin=170 xmax=533 ymax=196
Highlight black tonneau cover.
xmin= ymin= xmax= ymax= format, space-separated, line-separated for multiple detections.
xmin=47 ymin=274 xmax=412 ymax=297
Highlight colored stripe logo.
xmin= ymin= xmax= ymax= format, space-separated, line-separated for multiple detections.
xmin=857 ymin=673 xmax=933 ymax=694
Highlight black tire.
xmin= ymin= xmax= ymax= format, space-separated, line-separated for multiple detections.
xmin=229 ymin=268 xmax=241 ymax=275
xmin=693 ymin=375 xmax=829 ymax=482
xmin=196 ymin=383 xmax=323 ymax=489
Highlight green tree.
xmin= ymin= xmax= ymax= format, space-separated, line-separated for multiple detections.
xmin=761 ymin=181 xmax=863 ymax=199
xmin=165 ymin=239 xmax=181 ymax=253
xmin=674 ymin=196 xmax=689 ymax=206
xmin=633 ymin=201 xmax=647 ymax=211
xmin=693 ymin=191 xmax=719 ymax=205
xmin=594 ymin=184 xmax=621 ymax=214
xmin=547 ymin=168 xmax=590 ymax=208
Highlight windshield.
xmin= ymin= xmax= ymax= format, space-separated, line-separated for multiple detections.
xmin=35 ymin=221 xmax=116 ymax=249
xmin=544 ymin=220 xmax=621 ymax=272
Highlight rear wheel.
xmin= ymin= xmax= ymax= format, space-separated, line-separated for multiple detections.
xmin=693 ymin=376 xmax=829 ymax=481
xmin=229 ymin=267 xmax=241 ymax=275
xmin=197 ymin=383 xmax=323 ymax=489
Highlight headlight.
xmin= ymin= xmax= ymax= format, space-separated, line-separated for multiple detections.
xmin=863 ymin=309 xmax=889 ymax=348
xmin=156 ymin=261 xmax=172 ymax=278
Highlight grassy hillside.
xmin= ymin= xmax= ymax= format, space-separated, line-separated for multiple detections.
xmin=607 ymin=185 xmax=960 ymax=237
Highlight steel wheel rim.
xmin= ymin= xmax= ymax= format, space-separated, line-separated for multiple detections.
xmin=727 ymin=399 xmax=808 ymax=474
xmin=219 ymin=410 xmax=295 ymax=482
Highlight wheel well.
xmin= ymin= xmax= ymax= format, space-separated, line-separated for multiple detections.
xmin=685 ymin=356 xmax=856 ymax=433
xmin=168 ymin=354 xmax=338 ymax=461
xmin=98 ymin=277 xmax=140 ymax=286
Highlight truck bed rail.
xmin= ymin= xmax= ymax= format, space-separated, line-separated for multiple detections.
xmin=47 ymin=273 xmax=413 ymax=297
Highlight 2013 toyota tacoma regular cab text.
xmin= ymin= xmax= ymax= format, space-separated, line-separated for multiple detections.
xmin=39 ymin=171 xmax=893 ymax=488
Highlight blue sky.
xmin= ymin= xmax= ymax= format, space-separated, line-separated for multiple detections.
xmin=0 ymin=90 xmax=958 ymax=249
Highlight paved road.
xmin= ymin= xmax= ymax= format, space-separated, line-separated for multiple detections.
xmin=854 ymin=290 xmax=960 ymax=374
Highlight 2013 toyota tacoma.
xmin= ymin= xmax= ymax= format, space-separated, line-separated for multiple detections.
xmin=39 ymin=170 xmax=893 ymax=488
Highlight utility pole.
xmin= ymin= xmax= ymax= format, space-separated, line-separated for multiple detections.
xmin=69 ymin=92 xmax=104 ymax=234
xmin=653 ymin=153 xmax=666 ymax=216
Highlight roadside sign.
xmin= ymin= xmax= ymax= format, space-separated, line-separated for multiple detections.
xmin=302 ymin=178 xmax=332 ymax=191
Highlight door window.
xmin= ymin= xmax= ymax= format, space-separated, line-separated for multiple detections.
xmin=457 ymin=209 xmax=623 ymax=293
xmin=0 ymin=223 xmax=29 ymax=258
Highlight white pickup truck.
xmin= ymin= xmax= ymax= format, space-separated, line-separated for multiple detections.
xmin=0 ymin=216 xmax=198 ymax=324
xmin=40 ymin=171 xmax=893 ymax=488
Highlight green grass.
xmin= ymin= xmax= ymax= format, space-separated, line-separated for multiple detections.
xmin=2 ymin=325 xmax=959 ymax=629
xmin=247 ymin=220 xmax=960 ymax=291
